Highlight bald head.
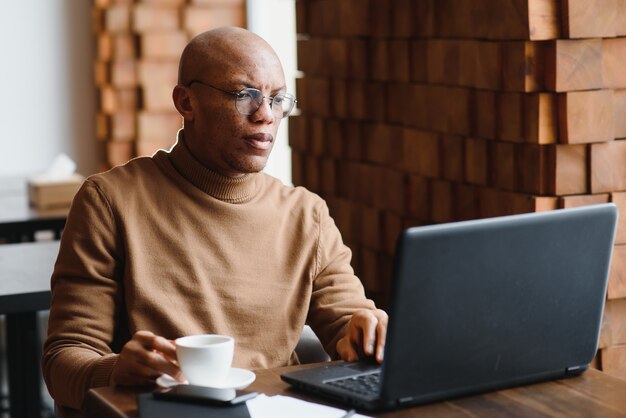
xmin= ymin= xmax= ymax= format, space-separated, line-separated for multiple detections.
xmin=177 ymin=27 xmax=283 ymax=86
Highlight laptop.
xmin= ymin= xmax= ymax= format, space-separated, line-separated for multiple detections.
xmin=281 ymin=204 xmax=618 ymax=410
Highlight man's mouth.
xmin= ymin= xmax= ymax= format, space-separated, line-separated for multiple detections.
xmin=244 ymin=133 xmax=274 ymax=151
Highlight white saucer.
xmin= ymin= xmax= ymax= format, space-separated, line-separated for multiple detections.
xmin=157 ymin=368 xmax=256 ymax=390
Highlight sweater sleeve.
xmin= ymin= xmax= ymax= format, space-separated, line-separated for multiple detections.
xmin=306 ymin=200 xmax=377 ymax=358
xmin=42 ymin=179 xmax=124 ymax=409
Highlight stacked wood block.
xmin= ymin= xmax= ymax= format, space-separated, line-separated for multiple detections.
xmin=292 ymin=0 xmax=626 ymax=379
xmin=92 ymin=0 xmax=246 ymax=168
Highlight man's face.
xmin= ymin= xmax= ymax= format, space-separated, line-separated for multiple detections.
xmin=184 ymin=47 xmax=286 ymax=177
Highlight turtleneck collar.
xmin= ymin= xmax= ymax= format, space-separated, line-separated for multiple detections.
xmin=167 ymin=130 xmax=260 ymax=204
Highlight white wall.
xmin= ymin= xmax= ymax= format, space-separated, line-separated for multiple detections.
xmin=248 ymin=0 xmax=296 ymax=186
xmin=0 ymin=1 xmax=100 ymax=178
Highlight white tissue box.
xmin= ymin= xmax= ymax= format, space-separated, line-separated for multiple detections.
xmin=28 ymin=173 xmax=85 ymax=209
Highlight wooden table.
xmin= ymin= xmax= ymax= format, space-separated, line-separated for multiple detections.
xmin=0 ymin=176 xmax=67 ymax=242
xmin=77 ymin=364 xmax=626 ymax=418
xmin=0 ymin=241 xmax=59 ymax=418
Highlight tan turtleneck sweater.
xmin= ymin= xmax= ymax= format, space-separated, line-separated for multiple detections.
xmin=42 ymin=133 xmax=376 ymax=409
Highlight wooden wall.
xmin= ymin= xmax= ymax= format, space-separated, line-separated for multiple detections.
xmin=92 ymin=0 xmax=247 ymax=170
xmin=291 ymin=0 xmax=626 ymax=379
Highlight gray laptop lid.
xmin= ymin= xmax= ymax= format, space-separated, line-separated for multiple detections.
xmin=380 ymin=203 xmax=618 ymax=403
xmin=281 ymin=204 xmax=618 ymax=410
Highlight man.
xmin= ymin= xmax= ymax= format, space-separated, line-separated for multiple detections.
xmin=42 ymin=27 xmax=387 ymax=410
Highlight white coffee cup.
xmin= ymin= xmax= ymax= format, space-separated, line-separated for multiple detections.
xmin=175 ymin=334 xmax=234 ymax=387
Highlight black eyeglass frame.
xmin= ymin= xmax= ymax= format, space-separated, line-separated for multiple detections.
xmin=186 ymin=80 xmax=297 ymax=118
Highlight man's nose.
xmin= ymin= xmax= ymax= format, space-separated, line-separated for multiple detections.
xmin=250 ymin=97 xmax=275 ymax=123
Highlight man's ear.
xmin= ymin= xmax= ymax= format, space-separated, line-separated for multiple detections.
xmin=173 ymin=84 xmax=194 ymax=121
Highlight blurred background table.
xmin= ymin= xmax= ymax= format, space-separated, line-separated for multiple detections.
xmin=0 ymin=240 xmax=59 ymax=418
xmin=0 ymin=177 xmax=67 ymax=243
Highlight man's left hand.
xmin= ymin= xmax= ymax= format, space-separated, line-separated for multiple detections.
xmin=336 ymin=309 xmax=388 ymax=363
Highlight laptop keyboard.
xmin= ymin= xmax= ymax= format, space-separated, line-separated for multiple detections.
xmin=325 ymin=372 xmax=381 ymax=396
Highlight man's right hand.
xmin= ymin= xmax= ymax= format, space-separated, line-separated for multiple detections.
xmin=110 ymin=330 xmax=184 ymax=386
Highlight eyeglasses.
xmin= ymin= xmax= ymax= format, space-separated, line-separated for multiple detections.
xmin=186 ymin=80 xmax=297 ymax=119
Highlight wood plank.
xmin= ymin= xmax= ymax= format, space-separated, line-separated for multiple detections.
xmin=402 ymin=129 xmax=440 ymax=178
xmin=613 ymin=89 xmax=626 ymax=139
xmin=527 ymin=0 xmax=561 ymax=40
xmin=369 ymin=0 xmax=391 ymax=38
xmin=455 ymin=183 xmax=478 ymax=220
xmin=464 ymin=137 xmax=490 ymax=186
xmin=431 ymin=179 xmax=454 ymax=223
xmin=558 ymin=90 xmax=615 ymax=144
xmin=602 ymin=38 xmax=626 ymax=89
xmin=544 ymin=144 xmax=588 ymax=195
xmin=474 ymin=41 xmax=501 ymax=90
xmin=137 ymin=60 xmax=178 ymax=85
xmin=327 ymin=39 xmax=348 ymax=79
xmin=545 ymin=39 xmax=603 ymax=92
xmin=370 ymin=39 xmax=389 ymax=82
xmin=105 ymin=4 xmax=131 ymax=33
xmin=616 ymin=0 xmax=626 ymax=36
xmin=598 ymin=298 xmax=626 ymax=348
xmin=427 ymin=39 xmax=459 ymax=86
xmin=302 ymin=155 xmax=320 ymax=192
xmin=388 ymin=39 xmax=411 ymax=83
xmin=440 ymin=134 xmax=464 ymax=182
xmin=100 ymin=87 xmax=138 ymax=113
xmin=413 ymin=0 xmax=435 ymax=37
xmin=96 ymin=113 xmax=109 ymax=141
xmin=410 ymin=40 xmax=428 ymax=83
xmin=382 ymin=211 xmax=403 ymax=256
xmin=524 ymin=93 xmax=557 ymax=144
xmin=287 ymin=115 xmax=308 ymax=153
xmin=106 ymin=140 xmax=135 ymax=168
xmin=140 ymin=32 xmax=188 ymax=59
xmin=559 ymin=193 xmax=610 ymax=209
xmin=492 ymin=141 xmax=516 ymax=190
xmin=133 ymin=4 xmax=180 ymax=32
xmin=362 ymin=123 xmax=403 ymax=167
xmin=295 ymin=0 xmax=308 ymax=34
xmin=308 ymin=117 xmax=325 ymax=157
xmin=608 ymin=245 xmax=626 ymax=300
xmin=110 ymin=110 xmax=136 ymax=141
xmin=319 ymin=157 xmax=336 ymax=196
xmin=111 ymin=59 xmax=137 ymax=88
xmin=406 ymin=175 xmax=430 ymax=220
xmin=183 ymin=6 xmax=246 ymax=37
xmin=94 ymin=62 xmax=110 ymax=86
xmin=376 ymin=168 xmax=405 ymax=214
xmin=516 ymin=143 xmax=544 ymax=194
xmin=137 ymin=112 xmax=180 ymax=144
xmin=361 ymin=205 xmax=382 ymax=251
xmin=347 ymin=39 xmax=369 ymax=80
xmin=472 ymin=89 xmax=496 ymax=139
xmin=324 ymin=119 xmax=344 ymax=159
xmin=611 ymin=192 xmax=626 ymax=245
xmin=305 ymin=77 xmax=330 ymax=118
xmin=338 ymin=0 xmax=369 ymax=37
xmin=601 ymin=345 xmax=626 ymax=380
xmin=561 ymin=0 xmax=617 ymax=39
xmin=501 ymin=41 xmax=545 ymax=92
xmin=142 ymin=84 xmax=175 ymax=111
xmin=497 ymin=92 xmax=524 ymax=142
xmin=591 ymin=140 xmax=626 ymax=193
xmin=390 ymin=0 xmax=414 ymax=37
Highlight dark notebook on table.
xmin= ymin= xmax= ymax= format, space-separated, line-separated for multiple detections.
xmin=139 ymin=393 xmax=251 ymax=418
xmin=281 ymin=204 xmax=618 ymax=411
